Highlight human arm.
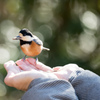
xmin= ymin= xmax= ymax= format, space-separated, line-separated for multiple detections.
xmin=26 ymin=58 xmax=100 ymax=100
xmin=21 ymin=78 xmax=78 ymax=100
xmin=69 ymin=70 xmax=100 ymax=100
xmin=51 ymin=63 xmax=100 ymax=100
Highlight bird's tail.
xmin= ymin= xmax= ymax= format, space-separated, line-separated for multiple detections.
xmin=43 ymin=47 xmax=50 ymax=51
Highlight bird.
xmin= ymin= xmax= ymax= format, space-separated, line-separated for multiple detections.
xmin=13 ymin=28 xmax=50 ymax=61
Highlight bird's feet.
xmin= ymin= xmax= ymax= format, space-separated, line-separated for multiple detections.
xmin=22 ymin=55 xmax=27 ymax=61
xmin=35 ymin=57 xmax=38 ymax=65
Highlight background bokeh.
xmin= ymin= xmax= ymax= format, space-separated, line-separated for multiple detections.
xmin=0 ymin=0 xmax=100 ymax=99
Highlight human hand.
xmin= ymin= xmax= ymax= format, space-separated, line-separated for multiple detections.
xmin=24 ymin=58 xmax=83 ymax=81
xmin=53 ymin=64 xmax=84 ymax=80
xmin=4 ymin=59 xmax=57 ymax=91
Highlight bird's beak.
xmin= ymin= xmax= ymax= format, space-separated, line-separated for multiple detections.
xmin=13 ymin=36 xmax=21 ymax=40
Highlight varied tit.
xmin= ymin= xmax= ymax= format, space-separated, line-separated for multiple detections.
xmin=13 ymin=28 xmax=50 ymax=60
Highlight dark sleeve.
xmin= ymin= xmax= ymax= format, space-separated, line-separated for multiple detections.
xmin=21 ymin=78 xmax=79 ymax=100
xmin=69 ymin=70 xmax=100 ymax=100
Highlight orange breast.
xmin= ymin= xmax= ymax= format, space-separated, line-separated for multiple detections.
xmin=21 ymin=41 xmax=42 ymax=57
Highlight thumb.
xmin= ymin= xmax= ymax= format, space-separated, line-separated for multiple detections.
xmin=4 ymin=61 xmax=20 ymax=74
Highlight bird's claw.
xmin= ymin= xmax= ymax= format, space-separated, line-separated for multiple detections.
xmin=35 ymin=57 xmax=38 ymax=65
xmin=22 ymin=55 xmax=27 ymax=61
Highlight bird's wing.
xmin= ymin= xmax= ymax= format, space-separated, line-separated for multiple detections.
xmin=33 ymin=36 xmax=43 ymax=46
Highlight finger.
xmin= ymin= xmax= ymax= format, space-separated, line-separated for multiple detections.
xmin=26 ymin=58 xmax=36 ymax=66
xmin=16 ymin=59 xmax=35 ymax=71
xmin=4 ymin=61 xmax=21 ymax=74
xmin=25 ymin=59 xmax=38 ymax=70
xmin=27 ymin=58 xmax=53 ymax=72
xmin=37 ymin=62 xmax=53 ymax=72
xmin=53 ymin=66 xmax=62 ymax=72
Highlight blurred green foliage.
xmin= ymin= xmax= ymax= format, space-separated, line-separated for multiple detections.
xmin=0 ymin=0 xmax=100 ymax=99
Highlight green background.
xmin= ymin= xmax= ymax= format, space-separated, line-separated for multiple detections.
xmin=0 ymin=0 xmax=100 ymax=99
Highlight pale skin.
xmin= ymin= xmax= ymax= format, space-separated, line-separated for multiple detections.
xmin=4 ymin=58 xmax=82 ymax=91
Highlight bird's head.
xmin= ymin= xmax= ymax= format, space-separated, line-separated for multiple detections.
xmin=13 ymin=28 xmax=33 ymax=41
